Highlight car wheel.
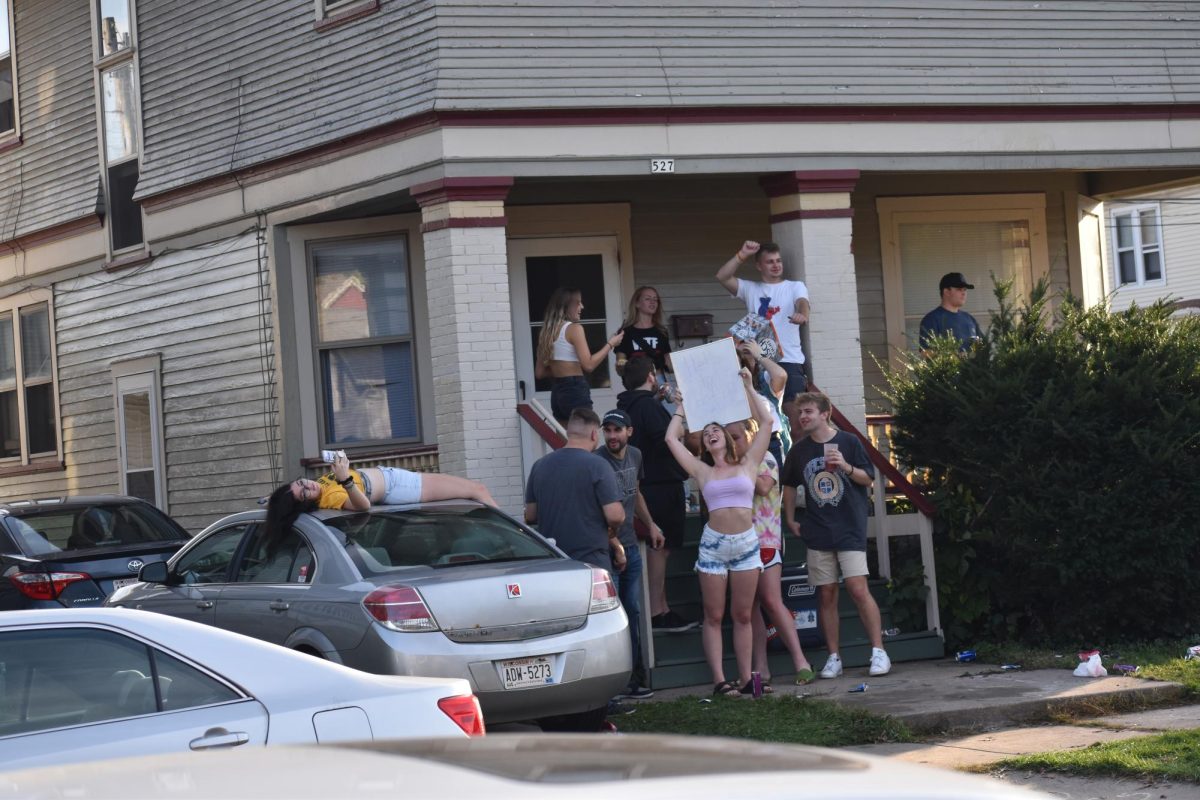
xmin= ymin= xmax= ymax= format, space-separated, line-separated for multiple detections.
xmin=536 ymin=706 xmax=608 ymax=732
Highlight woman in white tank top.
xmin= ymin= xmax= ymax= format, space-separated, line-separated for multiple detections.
xmin=535 ymin=287 xmax=624 ymax=424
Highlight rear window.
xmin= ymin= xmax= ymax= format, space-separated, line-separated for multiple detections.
xmin=6 ymin=503 xmax=189 ymax=556
xmin=324 ymin=507 xmax=557 ymax=576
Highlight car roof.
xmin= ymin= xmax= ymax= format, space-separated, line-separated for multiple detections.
xmin=0 ymin=608 xmax=461 ymax=700
xmin=0 ymin=496 xmax=152 ymax=514
xmin=0 ymin=735 xmax=1050 ymax=799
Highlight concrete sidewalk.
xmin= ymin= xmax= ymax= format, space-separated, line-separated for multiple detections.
xmin=650 ymin=658 xmax=1187 ymax=735
xmin=644 ymin=659 xmax=1199 ymax=799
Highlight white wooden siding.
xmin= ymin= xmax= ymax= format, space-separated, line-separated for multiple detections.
xmin=42 ymin=232 xmax=279 ymax=532
xmin=0 ymin=0 xmax=100 ymax=242
xmin=1107 ymin=184 xmax=1200 ymax=311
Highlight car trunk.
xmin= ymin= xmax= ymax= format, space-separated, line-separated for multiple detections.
xmin=400 ymin=560 xmax=595 ymax=641
xmin=34 ymin=543 xmax=183 ymax=603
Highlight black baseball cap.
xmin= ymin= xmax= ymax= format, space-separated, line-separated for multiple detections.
xmin=939 ymin=272 xmax=975 ymax=291
xmin=602 ymin=410 xmax=632 ymax=428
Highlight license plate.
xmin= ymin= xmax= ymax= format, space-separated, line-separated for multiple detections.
xmin=111 ymin=578 xmax=139 ymax=591
xmin=499 ymin=656 xmax=555 ymax=689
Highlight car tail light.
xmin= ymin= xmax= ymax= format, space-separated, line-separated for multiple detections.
xmin=10 ymin=571 xmax=91 ymax=601
xmin=437 ymin=694 xmax=486 ymax=737
xmin=588 ymin=567 xmax=620 ymax=614
xmin=362 ymin=585 xmax=440 ymax=632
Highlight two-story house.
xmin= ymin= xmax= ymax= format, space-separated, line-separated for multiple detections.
xmin=3 ymin=0 xmax=1200 ymax=533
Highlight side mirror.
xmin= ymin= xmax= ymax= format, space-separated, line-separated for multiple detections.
xmin=138 ymin=561 xmax=170 ymax=584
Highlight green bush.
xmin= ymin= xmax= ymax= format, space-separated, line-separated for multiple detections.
xmin=884 ymin=281 xmax=1200 ymax=646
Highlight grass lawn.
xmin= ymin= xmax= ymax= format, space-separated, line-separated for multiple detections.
xmin=614 ymin=694 xmax=914 ymax=747
xmin=972 ymin=639 xmax=1200 ymax=695
xmin=993 ymin=729 xmax=1200 ymax=784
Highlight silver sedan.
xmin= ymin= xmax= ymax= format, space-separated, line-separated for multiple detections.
xmin=108 ymin=502 xmax=631 ymax=730
xmin=0 ymin=607 xmax=483 ymax=771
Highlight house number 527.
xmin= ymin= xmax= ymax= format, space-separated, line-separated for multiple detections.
xmin=650 ymin=158 xmax=675 ymax=174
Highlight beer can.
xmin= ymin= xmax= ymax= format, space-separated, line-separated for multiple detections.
xmin=955 ymin=650 xmax=977 ymax=663
xmin=750 ymin=671 xmax=763 ymax=698
xmin=847 ymin=683 xmax=868 ymax=693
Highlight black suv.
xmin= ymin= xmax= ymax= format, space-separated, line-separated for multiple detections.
xmin=0 ymin=496 xmax=191 ymax=610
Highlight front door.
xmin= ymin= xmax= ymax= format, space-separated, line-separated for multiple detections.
xmin=508 ymin=237 xmax=623 ymax=471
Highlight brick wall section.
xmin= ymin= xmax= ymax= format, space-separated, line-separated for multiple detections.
xmin=421 ymin=223 xmax=525 ymax=513
xmin=771 ymin=212 xmax=867 ymax=430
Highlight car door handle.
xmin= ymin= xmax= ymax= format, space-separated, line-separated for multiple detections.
xmin=269 ymin=600 xmax=290 ymax=612
xmin=195 ymin=600 xmax=214 ymax=609
xmin=189 ymin=728 xmax=250 ymax=751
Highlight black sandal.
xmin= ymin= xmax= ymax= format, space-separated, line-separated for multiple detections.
xmin=712 ymin=681 xmax=740 ymax=697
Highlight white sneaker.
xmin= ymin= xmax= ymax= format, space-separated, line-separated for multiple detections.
xmin=819 ymin=654 xmax=843 ymax=679
xmin=869 ymin=647 xmax=892 ymax=676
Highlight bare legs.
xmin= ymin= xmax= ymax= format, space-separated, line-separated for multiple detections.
xmin=818 ymin=575 xmax=883 ymax=657
xmin=751 ymin=563 xmax=811 ymax=678
xmin=419 ymin=473 xmax=497 ymax=507
xmin=646 ymin=545 xmax=670 ymax=617
xmin=699 ymin=569 xmax=759 ymax=687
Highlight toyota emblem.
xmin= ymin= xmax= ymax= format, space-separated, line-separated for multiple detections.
xmin=127 ymin=559 xmax=145 ymax=573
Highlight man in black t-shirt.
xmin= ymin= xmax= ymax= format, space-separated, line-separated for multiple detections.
xmin=780 ymin=391 xmax=891 ymax=680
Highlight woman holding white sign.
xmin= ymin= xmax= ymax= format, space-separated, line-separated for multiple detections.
xmin=536 ymin=287 xmax=624 ymax=424
xmin=665 ymin=368 xmax=771 ymax=698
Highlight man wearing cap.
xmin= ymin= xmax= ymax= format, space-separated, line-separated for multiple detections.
xmin=595 ymin=409 xmax=667 ymax=700
xmin=524 ymin=408 xmax=626 ymax=575
xmin=919 ymin=272 xmax=983 ymax=351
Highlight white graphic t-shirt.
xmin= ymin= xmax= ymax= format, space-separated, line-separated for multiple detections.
xmin=734 ymin=278 xmax=809 ymax=364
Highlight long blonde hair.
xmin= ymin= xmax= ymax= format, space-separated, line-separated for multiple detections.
xmin=622 ymin=285 xmax=667 ymax=335
xmin=536 ymin=287 xmax=581 ymax=366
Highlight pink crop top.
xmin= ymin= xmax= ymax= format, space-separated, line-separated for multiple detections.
xmin=702 ymin=474 xmax=755 ymax=511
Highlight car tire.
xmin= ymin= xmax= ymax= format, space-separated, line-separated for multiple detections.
xmin=536 ymin=706 xmax=608 ymax=732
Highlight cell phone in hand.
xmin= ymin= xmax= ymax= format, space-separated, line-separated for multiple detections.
xmin=320 ymin=449 xmax=347 ymax=463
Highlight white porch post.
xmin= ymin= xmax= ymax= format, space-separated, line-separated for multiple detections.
xmin=761 ymin=171 xmax=867 ymax=430
xmin=412 ymin=177 xmax=524 ymax=514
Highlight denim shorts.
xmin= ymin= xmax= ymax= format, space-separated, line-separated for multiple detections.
xmin=779 ymin=361 xmax=809 ymax=404
xmin=380 ymin=466 xmax=423 ymax=505
xmin=550 ymin=375 xmax=592 ymax=424
xmin=695 ymin=526 xmax=762 ymax=576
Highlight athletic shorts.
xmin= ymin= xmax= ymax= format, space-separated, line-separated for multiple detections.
xmin=641 ymin=482 xmax=685 ymax=549
xmin=760 ymin=547 xmax=782 ymax=569
xmin=695 ymin=526 xmax=762 ymax=576
xmin=806 ymin=548 xmax=869 ymax=586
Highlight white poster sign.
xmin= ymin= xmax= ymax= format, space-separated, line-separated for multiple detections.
xmin=670 ymin=337 xmax=750 ymax=427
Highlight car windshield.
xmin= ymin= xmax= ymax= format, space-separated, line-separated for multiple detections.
xmin=323 ymin=507 xmax=558 ymax=575
xmin=6 ymin=503 xmax=189 ymax=556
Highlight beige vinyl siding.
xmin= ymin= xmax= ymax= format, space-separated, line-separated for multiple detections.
xmin=48 ymin=232 xmax=278 ymax=532
xmin=134 ymin=0 xmax=439 ymax=200
xmin=854 ymin=172 xmax=1077 ymax=410
xmin=1106 ymin=184 xmax=1200 ymax=311
xmin=0 ymin=0 xmax=100 ymax=243
xmin=433 ymin=0 xmax=1200 ymax=109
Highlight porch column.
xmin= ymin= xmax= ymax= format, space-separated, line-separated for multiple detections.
xmin=760 ymin=170 xmax=867 ymax=429
xmin=412 ymin=177 xmax=523 ymax=513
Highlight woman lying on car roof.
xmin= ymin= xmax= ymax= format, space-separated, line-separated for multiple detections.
xmin=265 ymin=453 xmax=497 ymax=545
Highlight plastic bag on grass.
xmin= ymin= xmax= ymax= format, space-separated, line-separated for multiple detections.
xmin=1073 ymin=650 xmax=1107 ymax=678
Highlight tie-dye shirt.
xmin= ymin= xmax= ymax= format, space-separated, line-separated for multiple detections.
xmin=751 ymin=451 xmax=782 ymax=549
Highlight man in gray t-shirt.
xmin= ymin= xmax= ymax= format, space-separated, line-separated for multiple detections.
xmin=524 ymin=408 xmax=625 ymax=573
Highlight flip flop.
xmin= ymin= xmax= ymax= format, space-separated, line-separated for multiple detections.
xmin=712 ymin=681 xmax=740 ymax=697
xmin=795 ymin=668 xmax=816 ymax=685
xmin=761 ymin=678 xmax=774 ymax=695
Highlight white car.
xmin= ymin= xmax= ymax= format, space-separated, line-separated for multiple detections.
xmin=0 ymin=734 xmax=1050 ymax=799
xmin=0 ymin=608 xmax=484 ymax=771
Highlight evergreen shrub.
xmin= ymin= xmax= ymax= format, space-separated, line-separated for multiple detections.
xmin=885 ymin=281 xmax=1200 ymax=646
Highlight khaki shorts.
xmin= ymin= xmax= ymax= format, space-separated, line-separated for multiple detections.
xmin=806 ymin=548 xmax=869 ymax=586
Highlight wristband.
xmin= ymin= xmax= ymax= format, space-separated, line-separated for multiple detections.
xmin=339 ymin=476 xmax=354 ymax=488
xmin=844 ymin=465 xmax=854 ymax=476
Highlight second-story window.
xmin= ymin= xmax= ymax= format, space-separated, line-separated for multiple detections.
xmin=93 ymin=0 xmax=143 ymax=254
xmin=1 ymin=0 xmax=16 ymax=136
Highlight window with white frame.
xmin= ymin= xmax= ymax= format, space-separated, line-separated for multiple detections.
xmin=0 ymin=295 xmax=58 ymax=463
xmin=1111 ymin=205 xmax=1165 ymax=287
xmin=1 ymin=0 xmax=17 ymax=136
xmin=310 ymin=236 xmax=419 ymax=447
xmin=92 ymin=0 xmax=143 ymax=253
xmin=316 ymin=0 xmax=378 ymax=24
xmin=112 ymin=356 xmax=165 ymax=509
